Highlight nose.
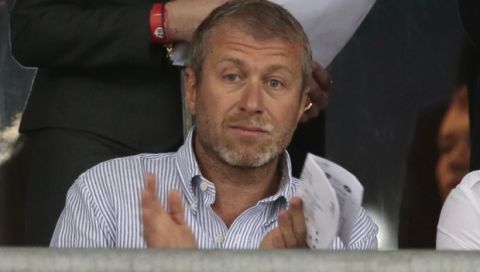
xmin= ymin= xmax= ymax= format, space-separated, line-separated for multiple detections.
xmin=238 ymin=82 xmax=265 ymax=114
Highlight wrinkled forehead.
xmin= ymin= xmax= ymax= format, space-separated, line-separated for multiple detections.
xmin=206 ymin=21 xmax=304 ymax=57
xmin=206 ymin=25 xmax=303 ymax=73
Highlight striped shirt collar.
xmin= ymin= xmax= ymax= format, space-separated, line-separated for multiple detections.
xmin=175 ymin=128 xmax=297 ymax=209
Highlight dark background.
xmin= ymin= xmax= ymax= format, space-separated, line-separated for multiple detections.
xmin=0 ymin=0 xmax=467 ymax=248
xmin=327 ymin=0 xmax=464 ymax=248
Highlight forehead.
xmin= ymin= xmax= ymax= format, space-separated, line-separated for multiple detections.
xmin=205 ymin=23 xmax=304 ymax=65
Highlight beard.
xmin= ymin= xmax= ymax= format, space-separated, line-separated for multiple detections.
xmin=197 ymin=112 xmax=296 ymax=168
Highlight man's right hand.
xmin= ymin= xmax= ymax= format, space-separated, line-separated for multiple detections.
xmin=260 ymin=197 xmax=308 ymax=249
xmin=142 ymin=173 xmax=196 ymax=248
xmin=165 ymin=0 xmax=229 ymax=42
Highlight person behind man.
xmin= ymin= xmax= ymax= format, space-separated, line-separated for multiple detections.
xmin=436 ymin=85 xmax=470 ymax=202
xmin=399 ymin=69 xmax=471 ymax=249
xmin=50 ymin=0 xmax=377 ymax=249
xmin=435 ymin=0 xmax=480 ymax=250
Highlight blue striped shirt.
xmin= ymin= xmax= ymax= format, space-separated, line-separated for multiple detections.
xmin=50 ymin=130 xmax=378 ymax=249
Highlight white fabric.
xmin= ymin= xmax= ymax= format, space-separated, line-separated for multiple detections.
xmin=437 ymin=170 xmax=480 ymax=249
xmin=171 ymin=0 xmax=377 ymax=66
xmin=51 ymin=129 xmax=378 ymax=249
xmin=273 ymin=0 xmax=376 ymax=66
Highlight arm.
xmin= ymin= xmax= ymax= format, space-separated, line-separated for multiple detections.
xmin=345 ymin=208 xmax=378 ymax=250
xmin=50 ymin=176 xmax=112 ymax=248
xmin=10 ymin=0 xmax=227 ymax=68
xmin=10 ymin=0 xmax=158 ymax=68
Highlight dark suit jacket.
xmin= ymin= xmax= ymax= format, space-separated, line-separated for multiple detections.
xmin=10 ymin=0 xmax=183 ymax=152
xmin=458 ymin=0 xmax=480 ymax=170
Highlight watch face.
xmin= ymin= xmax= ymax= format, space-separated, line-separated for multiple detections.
xmin=458 ymin=0 xmax=480 ymax=48
xmin=154 ymin=27 xmax=166 ymax=39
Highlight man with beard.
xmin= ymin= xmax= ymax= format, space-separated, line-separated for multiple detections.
xmin=50 ymin=0 xmax=378 ymax=249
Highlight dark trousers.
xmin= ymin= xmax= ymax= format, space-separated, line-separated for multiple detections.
xmin=25 ymin=128 xmax=143 ymax=246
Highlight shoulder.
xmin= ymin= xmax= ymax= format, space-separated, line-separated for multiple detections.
xmin=74 ymin=152 xmax=177 ymax=201
xmin=443 ymin=171 xmax=480 ymax=213
xmin=79 ymin=152 xmax=176 ymax=184
xmin=437 ymin=171 xmax=480 ymax=249
xmin=440 ymin=170 xmax=480 ymax=216
xmin=456 ymin=170 xmax=480 ymax=193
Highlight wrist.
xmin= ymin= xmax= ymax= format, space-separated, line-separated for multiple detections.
xmin=150 ymin=3 xmax=172 ymax=44
xmin=163 ymin=1 xmax=192 ymax=42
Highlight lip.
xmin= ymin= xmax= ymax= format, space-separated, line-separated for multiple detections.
xmin=228 ymin=125 xmax=270 ymax=136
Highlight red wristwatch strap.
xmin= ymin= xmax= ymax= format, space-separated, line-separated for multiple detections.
xmin=150 ymin=3 xmax=172 ymax=44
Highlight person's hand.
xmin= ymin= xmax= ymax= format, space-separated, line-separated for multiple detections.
xmin=260 ymin=197 xmax=308 ymax=248
xmin=142 ymin=173 xmax=196 ymax=248
xmin=300 ymin=62 xmax=332 ymax=123
xmin=166 ymin=0 xmax=230 ymax=42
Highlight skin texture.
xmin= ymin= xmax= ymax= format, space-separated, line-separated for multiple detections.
xmin=142 ymin=174 xmax=196 ymax=248
xmin=165 ymin=0 xmax=229 ymax=42
xmin=189 ymin=23 xmax=307 ymax=170
xmin=166 ymin=0 xmax=330 ymax=117
xmin=142 ymin=23 xmax=318 ymax=249
xmin=300 ymin=61 xmax=331 ymax=123
xmin=436 ymin=85 xmax=470 ymax=201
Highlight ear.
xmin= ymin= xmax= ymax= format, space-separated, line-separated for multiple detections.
xmin=296 ymin=86 xmax=310 ymax=122
xmin=184 ymin=68 xmax=198 ymax=115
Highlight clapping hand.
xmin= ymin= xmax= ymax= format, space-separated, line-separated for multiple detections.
xmin=260 ymin=197 xmax=308 ymax=248
xmin=142 ymin=173 xmax=196 ymax=248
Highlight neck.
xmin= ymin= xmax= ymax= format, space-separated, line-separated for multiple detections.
xmin=193 ymin=136 xmax=283 ymax=227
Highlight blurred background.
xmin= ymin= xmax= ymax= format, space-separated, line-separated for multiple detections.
xmin=0 ymin=0 xmax=471 ymax=248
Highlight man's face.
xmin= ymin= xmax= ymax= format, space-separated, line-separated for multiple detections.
xmin=436 ymin=86 xmax=470 ymax=201
xmin=185 ymin=24 xmax=308 ymax=168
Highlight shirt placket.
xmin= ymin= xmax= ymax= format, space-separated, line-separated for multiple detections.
xmin=197 ymin=178 xmax=229 ymax=249
xmin=222 ymin=203 xmax=269 ymax=249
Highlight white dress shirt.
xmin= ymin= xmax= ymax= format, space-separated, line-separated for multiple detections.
xmin=437 ymin=170 xmax=480 ymax=249
xmin=51 ymin=129 xmax=378 ymax=249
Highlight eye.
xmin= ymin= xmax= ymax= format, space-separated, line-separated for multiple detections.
xmin=224 ymin=74 xmax=240 ymax=82
xmin=438 ymin=139 xmax=454 ymax=154
xmin=267 ymin=79 xmax=284 ymax=89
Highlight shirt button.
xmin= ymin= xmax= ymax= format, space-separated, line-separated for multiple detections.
xmin=215 ymin=235 xmax=224 ymax=244
xmin=200 ymin=182 xmax=208 ymax=191
xmin=190 ymin=203 xmax=197 ymax=212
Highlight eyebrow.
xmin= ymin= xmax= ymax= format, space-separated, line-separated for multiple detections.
xmin=266 ymin=64 xmax=294 ymax=76
xmin=217 ymin=57 xmax=294 ymax=75
xmin=216 ymin=57 xmax=246 ymax=68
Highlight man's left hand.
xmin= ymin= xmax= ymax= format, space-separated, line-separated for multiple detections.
xmin=300 ymin=62 xmax=332 ymax=123
xmin=260 ymin=197 xmax=308 ymax=248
